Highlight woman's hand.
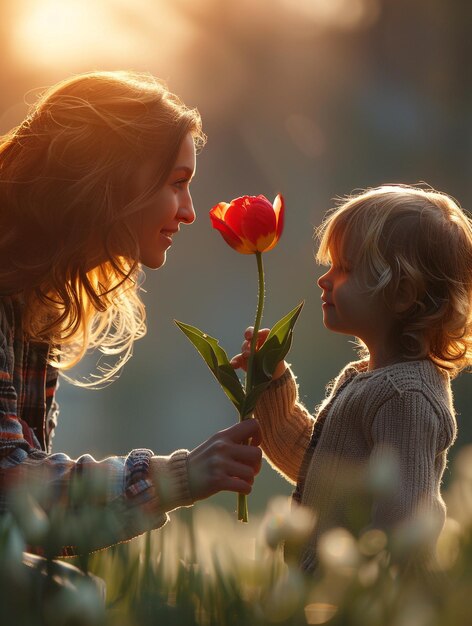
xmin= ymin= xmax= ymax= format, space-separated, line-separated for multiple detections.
xmin=187 ymin=419 xmax=263 ymax=502
xmin=230 ymin=326 xmax=288 ymax=380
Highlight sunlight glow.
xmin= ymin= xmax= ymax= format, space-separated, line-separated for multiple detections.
xmin=13 ymin=1 xmax=116 ymax=67
xmin=10 ymin=0 xmax=188 ymax=69
xmin=278 ymin=0 xmax=380 ymax=30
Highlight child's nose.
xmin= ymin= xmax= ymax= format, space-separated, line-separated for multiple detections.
xmin=317 ymin=272 xmax=331 ymax=290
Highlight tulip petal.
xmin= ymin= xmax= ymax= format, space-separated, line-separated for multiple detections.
xmin=209 ymin=202 xmax=231 ymax=221
xmin=223 ymin=197 xmax=249 ymax=239
xmin=273 ymin=194 xmax=285 ymax=238
xmin=209 ymin=214 xmax=254 ymax=253
xmin=263 ymin=194 xmax=285 ymax=252
xmin=254 ymin=232 xmax=277 ymax=251
xmin=241 ymin=196 xmax=277 ymax=251
xmin=210 ymin=201 xmax=254 ymax=252
xmin=210 ymin=202 xmax=243 ymax=250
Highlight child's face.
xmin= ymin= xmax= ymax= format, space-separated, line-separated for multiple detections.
xmin=317 ymin=244 xmax=396 ymax=352
xmin=128 ymin=132 xmax=197 ymax=269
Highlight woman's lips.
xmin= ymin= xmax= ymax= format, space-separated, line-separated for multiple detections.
xmin=160 ymin=229 xmax=177 ymax=246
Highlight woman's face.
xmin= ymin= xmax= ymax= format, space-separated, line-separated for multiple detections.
xmin=130 ymin=132 xmax=197 ymax=269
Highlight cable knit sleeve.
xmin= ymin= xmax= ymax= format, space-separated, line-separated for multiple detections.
xmin=4 ymin=444 xmax=194 ymax=556
xmin=0 ymin=330 xmax=194 ymax=554
xmin=367 ymin=389 xmax=447 ymax=538
xmin=254 ymin=367 xmax=314 ymax=484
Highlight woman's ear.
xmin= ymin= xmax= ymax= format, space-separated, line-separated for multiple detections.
xmin=394 ymin=278 xmax=416 ymax=314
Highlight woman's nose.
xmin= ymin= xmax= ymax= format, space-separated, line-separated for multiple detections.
xmin=178 ymin=193 xmax=196 ymax=225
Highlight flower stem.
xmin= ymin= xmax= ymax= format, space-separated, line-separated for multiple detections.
xmin=238 ymin=251 xmax=265 ymax=522
xmin=245 ymin=252 xmax=265 ymax=400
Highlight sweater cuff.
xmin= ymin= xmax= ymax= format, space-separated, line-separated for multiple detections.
xmin=258 ymin=366 xmax=297 ymax=409
xmin=151 ymin=449 xmax=194 ymax=512
xmin=267 ymin=366 xmax=294 ymax=391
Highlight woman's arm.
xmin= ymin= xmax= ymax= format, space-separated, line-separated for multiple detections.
xmin=0 ymin=338 xmax=262 ymax=555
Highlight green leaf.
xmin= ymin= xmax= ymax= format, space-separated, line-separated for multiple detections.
xmin=174 ymin=321 xmax=245 ymax=412
xmin=242 ymin=301 xmax=304 ymax=413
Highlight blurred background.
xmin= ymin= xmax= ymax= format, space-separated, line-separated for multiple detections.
xmin=0 ymin=0 xmax=470 ymax=514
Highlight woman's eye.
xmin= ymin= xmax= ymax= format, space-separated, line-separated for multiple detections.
xmin=173 ymin=178 xmax=189 ymax=189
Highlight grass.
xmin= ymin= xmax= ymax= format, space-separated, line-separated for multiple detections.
xmin=2 ymin=446 xmax=472 ymax=625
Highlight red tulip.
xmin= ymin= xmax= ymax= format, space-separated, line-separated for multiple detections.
xmin=209 ymin=194 xmax=284 ymax=254
xmin=179 ymin=189 xmax=299 ymax=522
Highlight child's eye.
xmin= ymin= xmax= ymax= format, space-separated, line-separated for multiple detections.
xmin=335 ymin=260 xmax=352 ymax=273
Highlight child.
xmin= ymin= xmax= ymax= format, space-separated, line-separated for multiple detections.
xmin=233 ymin=184 xmax=472 ymax=574
xmin=0 ymin=70 xmax=262 ymax=555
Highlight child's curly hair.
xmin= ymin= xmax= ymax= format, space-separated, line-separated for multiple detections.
xmin=0 ymin=71 xmax=205 ymax=385
xmin=316 ymin=184 xmax=472 ymax=376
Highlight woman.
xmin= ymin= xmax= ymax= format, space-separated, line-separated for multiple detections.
xmin=0 ymin=70 xmax=262 ymax=555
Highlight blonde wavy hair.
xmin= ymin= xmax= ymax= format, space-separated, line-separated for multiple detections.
xmin=0 ymin=71 xmax=205 ymax=385
xmin=316 ymin=184 xmax=472 ymax=376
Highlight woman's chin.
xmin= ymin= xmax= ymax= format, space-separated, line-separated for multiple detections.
xmin=140 ymin=251 xmax=166 ymax=270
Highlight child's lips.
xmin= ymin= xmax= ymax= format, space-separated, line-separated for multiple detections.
xmin=321 ymin=296 xmax=334 ymax=307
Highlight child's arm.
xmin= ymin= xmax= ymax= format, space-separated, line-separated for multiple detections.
xmin=253 ymin=368 xmax=314 ymax=484
xmin=232 ymin=328 xmax=314 ymax=485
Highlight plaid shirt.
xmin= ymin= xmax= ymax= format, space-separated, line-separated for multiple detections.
xmin=0 ymin=296 xmax=168 ymax=555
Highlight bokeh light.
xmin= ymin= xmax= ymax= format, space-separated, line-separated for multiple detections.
xmin=304 ymin=602 xmax=338 ymax=625
xmin=318 ymin=527 xmax=359 ymax=572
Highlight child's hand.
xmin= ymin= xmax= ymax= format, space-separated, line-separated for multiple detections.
xmin=230 ymin=327 xmax=288 ymax=380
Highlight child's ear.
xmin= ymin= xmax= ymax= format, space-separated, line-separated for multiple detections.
xmin=394 ymin=278 xmax=416 ymax=314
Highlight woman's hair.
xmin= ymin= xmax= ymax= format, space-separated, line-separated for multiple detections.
xmin=316 ymin=184 xmax=472 ymax=376
xmin=0 ymin=70 xmax=205 ymax=385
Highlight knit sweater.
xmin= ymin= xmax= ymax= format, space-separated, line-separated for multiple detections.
xmin=255 ymin=359 xmax=457 ymax=573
